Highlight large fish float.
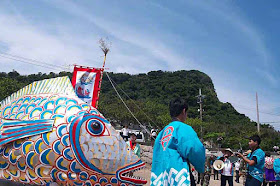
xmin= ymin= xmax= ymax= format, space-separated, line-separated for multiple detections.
xmin=0 ymin=76 xmax=147 ymax=186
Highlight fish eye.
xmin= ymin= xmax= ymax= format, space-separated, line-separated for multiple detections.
xmin=91 ymin=122 xmax=101 ymax=130
xmin=86 ymin=119 xmax=105 ymax=136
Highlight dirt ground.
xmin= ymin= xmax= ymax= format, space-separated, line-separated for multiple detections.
xmin=209 ymin=177 xmax=243 ymax=186
xmin=0 ymin=167 xmax=244 ymax=186
xmin=137 ymin=166 xmax=244 ymax=186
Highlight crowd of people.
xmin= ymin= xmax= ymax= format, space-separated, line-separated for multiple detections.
xmin=189 ymin=148 xmax=280 ymax=186
xmin=262 ymin=152 xmax=280 ymax=186
xmin=190 ymin=149 xmax=243 ymax=186
xmin=123 ymin=97 xmax=280 ymax=186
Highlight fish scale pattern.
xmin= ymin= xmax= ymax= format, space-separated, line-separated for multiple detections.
xmin=0 ymin=76 xmax=75 ymax=107
xmin=0 ymin=76 xmax=146 ymax=186
xmin=0 ymin=94 xmax=125 ymax=185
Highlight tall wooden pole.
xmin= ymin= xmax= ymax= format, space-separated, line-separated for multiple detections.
xmin=95 ymin=38 xmax=110 ymax=108
xmin=256 ymin=92 xmax=260 ymax=133
xmin=95 ymin=54 xmax=107 ymax=108
xmin=102 ymin=54 xmax=107 ymax=69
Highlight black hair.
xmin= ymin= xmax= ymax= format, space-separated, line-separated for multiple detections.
xmin=249 ymin=135 xmax=261 ymax=145
xmin=265 ymin=152 xmax=271 ymax=157
xmin=130 ymin=133 xmax=136 ymax=137
xmin=169 ymin=98 xmax=188 ymax=118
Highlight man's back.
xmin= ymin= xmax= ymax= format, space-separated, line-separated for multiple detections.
xmin=151 ymin=121 xmax=205 ymax=186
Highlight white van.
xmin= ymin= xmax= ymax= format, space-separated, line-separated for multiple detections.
xmin=116 ymin=129 xmax=145 ymax=143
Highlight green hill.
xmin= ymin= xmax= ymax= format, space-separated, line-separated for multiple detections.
xmin=0 ymin=70 xmax=279 ymax=151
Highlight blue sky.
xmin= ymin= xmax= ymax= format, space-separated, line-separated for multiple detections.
xmin=0 ymin=0 xmax=280 ymax=130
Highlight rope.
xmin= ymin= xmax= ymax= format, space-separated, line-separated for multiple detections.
xmin=109 ymin=76 xmax=162 ymax=130
xmin=105 ymin=72 xmax=155 ymax=139
xmin=106 ymin=72 xmax=153 ymax=179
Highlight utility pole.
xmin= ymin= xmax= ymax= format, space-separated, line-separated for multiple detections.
xmin=196 ymin=88 xmax=205 ymax=140
xmin=200 ymin=125 xmax=203 ymax=139
xmin=256 ymin=92 xmax=260 ymax=133
xmin=197 ymin=88 xmax=205 ymax=121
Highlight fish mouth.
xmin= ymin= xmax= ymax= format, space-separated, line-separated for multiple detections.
xmin=116 ymin=160 xmax=147 ymax=185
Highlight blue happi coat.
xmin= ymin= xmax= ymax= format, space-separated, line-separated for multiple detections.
xmin=247 ymin=148 xmax=265 ymax=182
xmin=274 ymin=158 xmax=280 ymax=180
xmin=150 ymin=121 xmax=205 ymax=186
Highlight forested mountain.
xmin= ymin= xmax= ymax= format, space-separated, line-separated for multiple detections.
xmin=0 ymin=70 xmax=279 ymax=151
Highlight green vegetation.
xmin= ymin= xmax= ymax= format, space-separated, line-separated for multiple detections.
xmin=0 ymin=70 xmax=279 ymax=151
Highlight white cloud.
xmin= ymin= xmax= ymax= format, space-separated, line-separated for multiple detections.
xmin=0 ymin=12 xmax=103 ymax=74
xmin=43 ymin=0 xmax=199 ymax=73
xmin=0 ymin=0 xmax=279 ymax=130
xmin=0 ymin=0 xmax=199 ymax=75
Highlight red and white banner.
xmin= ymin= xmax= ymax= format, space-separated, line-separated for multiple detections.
xmin=72 ymin=66 xmax=103 ymax=108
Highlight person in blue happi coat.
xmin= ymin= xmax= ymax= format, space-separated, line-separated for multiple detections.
xmin=274 ymin=156 xmax=280 ymax=186
xmin=237 ymin=135 xmax=265 ymax=186
xmin=150 ymin=98 xmax=205 ymax=186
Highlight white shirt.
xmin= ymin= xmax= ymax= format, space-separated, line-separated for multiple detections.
xmin=122 ymin=128 xmax=129 ymax=136
xmin=235 ymin=161 xmax=240 ymax=171
xmin=222 ymin=158 xmax=233 ymax=176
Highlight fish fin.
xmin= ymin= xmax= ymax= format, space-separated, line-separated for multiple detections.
xmin=0 ymin=76 xmax=75 ymax=107
xmin=0 ymin=119 xmax=54 ymax=146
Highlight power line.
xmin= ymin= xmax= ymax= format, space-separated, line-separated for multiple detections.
xmin=0 ymin=52 xmax=70 ymax=71
xmin=0 ymin=51 xmax=104 ymax=71
xmin=265 ymin=109 xmax=280 ymax=116
xmin=255 ymin=105 xmax=280 ymax=116
xmin=0 ymin=54 xmax=66 ymax=71
xmin=0 ymin=54 xmax=60 ymax=71
xmin=231 ymin=103 xmax=259 ymax=112
xmin=0 ymin=51 xmax=68 ymax=70
xmin=261 ymin=121 xmax=280 ymax=124
xmin=232 ymin=103 xmax=280 ymax=117
xmin=230 ymin=98 xmax=280 ymax=117
xmin=232 ymin=103 xmax=280 ymax=126
xmin=262 ymin=123 xmax=280 ymax=126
